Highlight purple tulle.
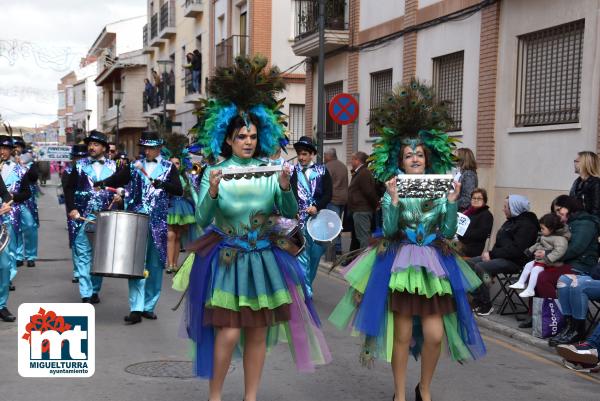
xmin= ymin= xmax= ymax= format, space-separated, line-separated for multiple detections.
xmin=392 ymin=244 xmax=447 ymax=277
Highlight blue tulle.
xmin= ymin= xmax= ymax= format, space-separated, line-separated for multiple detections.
xmin=354 ymin=248 xmax=395 ymax=337
xmin=436 ymin=250 xmax=487 ymax=359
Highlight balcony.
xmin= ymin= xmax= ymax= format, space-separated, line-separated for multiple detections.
xmin=142 ymin=24 xmax=154 ymax=54
xmin=292 ymin=0 xmax=349 ymax=57
xmin=215 ymin=35 xmax=249 ymax=68
xmin=159 ymin=0 xmax=176 ymax=40
xmin=183 ymin=68 xmax=204 ymax=103
xmin=184 ymin=0 xmax=204 ymax=18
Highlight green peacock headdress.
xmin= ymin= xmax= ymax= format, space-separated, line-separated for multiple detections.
xmin=368 ymin=78 xmax=459 ymax=181
xmin=161 ymin=133 xmax=192 ymax=171
xmin=190 ymin=55 xmax=288 ymax=163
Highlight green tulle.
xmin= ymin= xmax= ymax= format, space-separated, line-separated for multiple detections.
xmin=207 ymin=286 xmax=302 ymax=311
xmin=172 ymin=253 xmax=194 ymax=292
xmin=167 ymin=214 xmax=197 ymax=225
xmin=389 ymin=267 xmax=453 ymax=298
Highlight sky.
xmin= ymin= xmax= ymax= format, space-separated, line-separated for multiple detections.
xmin=0 ymin=0 xmax=146 ymax=128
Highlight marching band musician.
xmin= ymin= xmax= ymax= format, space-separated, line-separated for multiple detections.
xmin=97 ymin=131 xmax=182 ymax=325
xmin=0 ymin=134 xmax=31 ymax=319
xmin=13 ymin=137 xmax=40 ymax=268
xmin=64 ymin=130 xmax=117 ymax=304
xmin=290 ymin=136 xmax=332 ymax=298
xmin=62 ymin=144 xmax=89 ymax=284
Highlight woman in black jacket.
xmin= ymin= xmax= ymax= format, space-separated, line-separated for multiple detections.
xmin=458 ymin=188 xmax=494 ymax=257
xmin=570 ymin=151 xmax=600 ymax=217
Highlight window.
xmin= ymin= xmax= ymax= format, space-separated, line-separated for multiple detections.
xmin=433 ymin=51 xmax=464 ymax=131
xmin=66 ymin=87 xmax=74 ymax=107
xmin=288 ymin=104 xmax=305 ymax=143
xmin=515 ymin=19 xmax=584 ymax=127
xmin=369 ymin=69 xmax=393 ymax=136
xmin=324 ymin=81 xmax=343 ymax=140
xmin=58 ymin=91 xmax=65 ymax=109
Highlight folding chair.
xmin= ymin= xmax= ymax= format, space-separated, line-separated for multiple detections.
xmin=489 ymin=273 xmax=530 ymax=315
xmin=586 ymin=299 xmax=600 ymax=335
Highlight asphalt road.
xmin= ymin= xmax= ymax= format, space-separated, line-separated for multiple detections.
xmin=0 ymin=177 xmax=598 ymax=401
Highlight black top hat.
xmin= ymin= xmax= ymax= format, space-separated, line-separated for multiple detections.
xmin=293 ymin=136 xmax=317 ymax=154
xmin=71 ymin=144 xmax=88 ymax=157
xmin=138 ymin=131 xmax=164 ymax=147
xmin=84 ymin=130 xmax=109 ymax=147
xmin=0 ymin=135 xmax=14 ymax=148
xmin=12 ymin=136 xmax=26 ymax=148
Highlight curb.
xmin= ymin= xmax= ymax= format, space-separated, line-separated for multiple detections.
xmin=319 ymin=261 xmax=554 ymax=354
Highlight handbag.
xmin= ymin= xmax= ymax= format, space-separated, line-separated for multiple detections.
xmin=532 ymin=297 xmax=565 ymax=338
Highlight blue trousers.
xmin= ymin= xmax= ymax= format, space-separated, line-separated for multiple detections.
xmin=16 ymin=206 xmax=38 ymax=261
xmin=73 ymin=224 xmax=103 ymax=298
xmin=557 ymin=274 xmax=600 ymax=320
xmin=0 ymin=225 xmax=15 ymax=309
xmin=298 ymin=226 xmax=326 ymax=298
xmin=128 ymin=234 xmax=163 ymax=312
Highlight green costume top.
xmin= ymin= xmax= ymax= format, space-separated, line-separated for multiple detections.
xmin=382 ymin=193 xmax=458 ymax=239
xmin=196 ymin=155 xmax=298 ymax=234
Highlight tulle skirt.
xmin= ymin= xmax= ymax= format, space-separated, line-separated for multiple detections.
xmin=329 ymin=240 xmax=486 ymax=363
xmin=174 ymin=228 xmax=331 ymax=379
xmin=167 ymin=196 xmax=195 ymax=226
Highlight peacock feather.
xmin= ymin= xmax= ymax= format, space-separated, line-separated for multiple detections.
xmin=368 ymin=78 xmax=458 ymax=181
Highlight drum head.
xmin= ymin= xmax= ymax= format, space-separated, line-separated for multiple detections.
xmin=306 ymin=209 xmax=342 ymax=243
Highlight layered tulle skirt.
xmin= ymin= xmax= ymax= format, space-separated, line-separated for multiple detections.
xmin=329 ymin=239 xmax=486 ymax=363
xmin=174 ymin=227 xmax=331 ymax=379
xmin=167 ymin=196 xmax=196 ymax=226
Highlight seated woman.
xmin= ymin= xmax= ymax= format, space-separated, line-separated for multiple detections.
xmin=536 ymin=195 xmax=600 ymax=346
xmin=457 ymin=188 xmax=494 ymax=258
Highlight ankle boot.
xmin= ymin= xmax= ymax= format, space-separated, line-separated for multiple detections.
xmin=552 ymin=319 xmax=587 ymax=346
xmin=549 ymin=316 xmax=574 ymax=346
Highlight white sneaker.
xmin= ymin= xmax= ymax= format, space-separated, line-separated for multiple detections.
xmin=509 ymin=282 xmax=526 ymax=290
xmin=519 ymin=289 xmax=535 ymax=298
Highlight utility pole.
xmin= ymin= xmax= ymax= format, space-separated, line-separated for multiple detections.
xmin=316 ymin=0 xmax=326 ymax=164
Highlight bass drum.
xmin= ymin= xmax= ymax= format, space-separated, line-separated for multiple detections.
xmin=306 ymin=209 xmax=342 ymax=246
xmin=91 ymin=211 xmax=148 ymax=279
xmin=0 ymin=224 xmax=9 ymax=253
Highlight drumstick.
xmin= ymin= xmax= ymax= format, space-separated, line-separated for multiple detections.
xmin=77 ymin=216 xmax=96 ymax=224
xmin=134 ymin=161 xmax=151 ymax=179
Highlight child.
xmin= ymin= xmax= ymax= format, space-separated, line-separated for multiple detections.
xmin=509 ymin=213 xmax=571 ymax=297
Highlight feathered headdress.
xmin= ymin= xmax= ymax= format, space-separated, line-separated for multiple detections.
xmin=368 ymin=78 xmax=459 ymax=181
xmin=161 ymin=133 xmax=193 ymax=171
xmin=191 ymin=55 xmax=288 ymax=162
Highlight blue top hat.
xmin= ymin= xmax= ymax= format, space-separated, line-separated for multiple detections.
xmin=70 ymin=144 xmax=88 ymax=157
xmin=84 ymin=130 xmax=109 ymax=147
xmin=138 ymin=131 xmax=164 ymax=147
xmin=0 ymin=135 xmax=14 ymax=148
xmin=293 ymin=136 xmax=317 ymax=154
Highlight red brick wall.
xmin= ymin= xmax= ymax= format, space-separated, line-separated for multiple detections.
xmin=305 ymin=59 xmax=314 ymax=138
xmin=402 ymin=0 xmax=418 ymax=82
xmin=476 ymin=1 xmax=500 ymax=167
xmin=250 ymin=0 xmax=272 ymax=61
xmin=346 ymin=0 xmax=361 ymax=163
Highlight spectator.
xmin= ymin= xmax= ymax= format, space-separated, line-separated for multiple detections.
xmin=168 ymin=69 xmax=175 ymax=103
xmin=469 ymin=194 xmax=539 ymax=316
xmin=192 ymin=50 xmax=202 ymax=93
xmin=570 ymin=151 xmax=600 ymax=217
xmin=108 ymin=142 xmax=118 ymax=160
xmin=509 ymin=213 xmax=570 ymax=298
xmin=541 ymin=195 xmax=600 ymax=346
xmin=151 ymin=68 xmax=161 ymax=105
xmin=454 ymin=147 xmax=478 ymax=212
xmin=347 ymin=151 xmax=379 ymax=251
xmin=144 ymin=78 xmax=155 ymax=110
xmin=324 ymin=148 xmax=348 ymax=255
xmin=457 ymin=187 xmax=494 ymax=257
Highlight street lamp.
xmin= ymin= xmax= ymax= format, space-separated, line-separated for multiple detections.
xmin=85 ymin=109 xmax=92 ymax=134
xmin=114 ymin=90 xmax=123 ymax=149
xmin=157 ymin=59 xmax=174 ymax=133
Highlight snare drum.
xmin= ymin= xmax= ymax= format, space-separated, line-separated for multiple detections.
xmin=306 ymin=209 xmax=343 ymax=245
xmin=91 ymin=211 xmax=149 ymax=279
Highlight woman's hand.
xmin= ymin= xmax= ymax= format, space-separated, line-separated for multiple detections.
xmin=385 ymin=177 xmax=399 ymax=205
xmin=279 ymin=165 xmax=291 ymax=191
xmin=447 ymin=181 xmax=461 ymax=203
xmin=534 ymin=250 xmax=545 ymax=260
xmin=306 ymin=205 xmax=318 ymax=216
xmin=0 ymin=203 xmax=11 ymax=216
xmin=481 ymin=251 xmax=491 ymax=262
xmin=208 ymin=169 xmax=222 ymax=198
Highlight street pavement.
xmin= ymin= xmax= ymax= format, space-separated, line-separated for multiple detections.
xmin=1 ymin=176 xmax=599 ymax=401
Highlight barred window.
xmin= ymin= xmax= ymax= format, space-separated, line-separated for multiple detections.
xmin=369 ymin=69 xmax=393 ymax=136
xmin=433 ymin=51 xmax=464 ymax=131
xmin=325 ymin=81 xmax=343 ymax=140
xmin=515 ymin=19 xmax=584 ymax=127
xmin=288 ymin=104 xmax=305 ymax=143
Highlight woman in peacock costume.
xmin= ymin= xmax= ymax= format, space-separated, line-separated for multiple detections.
xmin=163 ymin=133 xmax=199 ymax=273
xmin=173 ymin=55 xmax=330 ymax=401
xmin=329 ymin=79 xmax=486 ymax=401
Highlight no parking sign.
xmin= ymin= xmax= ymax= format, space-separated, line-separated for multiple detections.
xmin=328 ymin=93 xmax=359 ymax=125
